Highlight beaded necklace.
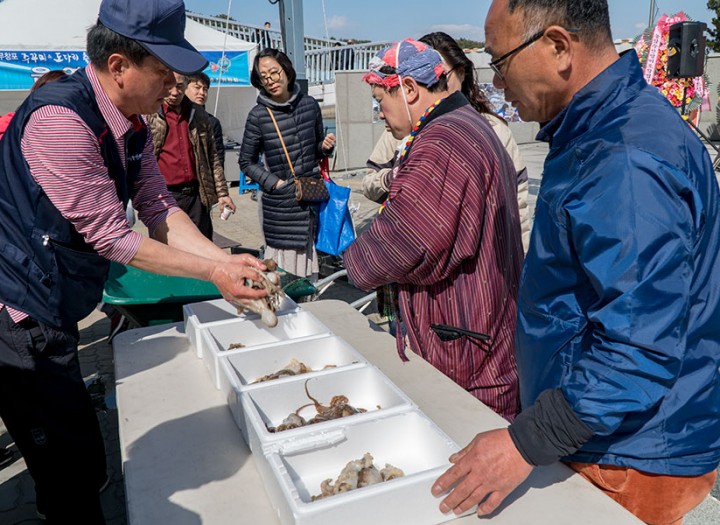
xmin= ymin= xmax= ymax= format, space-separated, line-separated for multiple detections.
xmin=378 ymin=96 xmax=445 ymax=214
xmin=397 ymin=97 xmax=445 ymax=163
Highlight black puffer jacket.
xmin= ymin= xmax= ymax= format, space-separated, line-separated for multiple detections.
xmin=239 ymin=84 xmax=329 ymax=250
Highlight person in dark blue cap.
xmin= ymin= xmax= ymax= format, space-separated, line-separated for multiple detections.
xmin=0 ymin=0 xmax=268 ymax=522
xmin=98 ymin=0 xmax=208 ymax=76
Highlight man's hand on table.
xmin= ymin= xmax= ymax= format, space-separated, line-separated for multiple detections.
xmin=210 ymin=254 xmax=268 ymax=303
xmin=432 ymin=428 xmax=533 ymax=517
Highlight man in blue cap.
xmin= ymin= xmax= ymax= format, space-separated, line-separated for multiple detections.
xmin=0 ymin=1 xmax=267 ymax=521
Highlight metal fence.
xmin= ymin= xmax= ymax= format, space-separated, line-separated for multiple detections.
xmin=305 ymin=42 xmax=391 ymax=83
xmin=187 ymin=12 xmax=340 ymax=52
xmin=187 ymin=12 xmax=389 ymax=84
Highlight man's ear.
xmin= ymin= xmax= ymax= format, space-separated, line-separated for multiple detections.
xmin=402 ymin=77 xmax=421 ymax=104
xmin=107 ymin=53 xmax=128 ymax=87
xmin=544 ymin=26 xmax=575 ymax=74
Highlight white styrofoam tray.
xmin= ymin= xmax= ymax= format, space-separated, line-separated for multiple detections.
xmin=183 ymin=296 xmax=300 ymax=358
xmin=217 ymin=338 xmax=365 ymax=410
xmin=219 ymin=335 xmax=367 ymax=422
xmin=235 ymin=365 xmax=414 ymax=452
xmin=225 ymin=335 xmax=368 ymax=390
xmin=200 ymin=310 xmax=333 ymax=389
xmin=260 ymin=410 xmax=469 ymax=525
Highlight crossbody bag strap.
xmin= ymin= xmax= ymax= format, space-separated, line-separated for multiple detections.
xmin=266 ymin=107 xmax=297 ymax=183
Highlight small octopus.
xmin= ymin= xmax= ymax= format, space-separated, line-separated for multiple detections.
xmin=235 ymin=259 xmax=284 ymax=327
xmin=267 ymin=379 xmax=369 ymax=433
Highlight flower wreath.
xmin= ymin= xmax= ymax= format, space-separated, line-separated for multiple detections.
xmin=633 ymin=12 xmax=709 ymax=113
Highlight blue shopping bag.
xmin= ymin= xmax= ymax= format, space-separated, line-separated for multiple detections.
xmin=316 ymin=180 xmax=356 ymax=256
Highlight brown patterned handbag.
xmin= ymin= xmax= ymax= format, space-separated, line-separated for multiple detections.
xmin=266 ymin=107 xmax=329 ymax=203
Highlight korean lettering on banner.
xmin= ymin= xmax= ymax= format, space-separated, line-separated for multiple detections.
xmin=643 ymin=23 xmax=665 ymax=85
xmin=0 ymin=50 xmax=88 ymax=91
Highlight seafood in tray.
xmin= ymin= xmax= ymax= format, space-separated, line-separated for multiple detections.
xmin=184 ymin=294 xmax=468 ymax=524
xmin=260 ymin=410 xmax=470 ymax=525
xmin=268 ymin=379 xmax=370 ymax=433
xmin=200 ymin=310 xmax=333 ymax=390
xmin=224 ymin=336 xmax=366 ymax=389
xmin=235 ymin=365 xmax=413 ymax=451
xmin=252 ymin=358 xmax=336 ymax=384
xmin=311 ymin=452 xmax=404 ymax=501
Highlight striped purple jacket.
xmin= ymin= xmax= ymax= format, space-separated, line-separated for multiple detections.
xmin=345 ymin=95 xmax=522 ymax=420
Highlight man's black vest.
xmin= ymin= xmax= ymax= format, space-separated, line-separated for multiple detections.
xmin=0 ymin=69 xmax=146 ymax=330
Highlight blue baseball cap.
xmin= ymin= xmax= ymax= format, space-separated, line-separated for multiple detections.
xmin=99 ymin=0 xmax=208 ymax=75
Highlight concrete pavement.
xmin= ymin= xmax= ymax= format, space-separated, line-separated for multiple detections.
xmin=1 ymin=140 xmax=718 ymax=523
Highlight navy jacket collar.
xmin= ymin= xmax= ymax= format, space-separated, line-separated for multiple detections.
xmin=537 ymin=51 xmax=646 ymax=149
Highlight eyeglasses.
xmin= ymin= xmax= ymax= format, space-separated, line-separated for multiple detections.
xmin=489 ymin=27 xmax=578 ymax=80
xmin=260 ymin=70 xmax=283 ymax=85
xmin=489 ymin=29 xmax=545 ymax=80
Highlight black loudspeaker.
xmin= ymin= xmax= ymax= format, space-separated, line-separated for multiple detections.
xmin=667 ymin=21 xmax=707 ymax=79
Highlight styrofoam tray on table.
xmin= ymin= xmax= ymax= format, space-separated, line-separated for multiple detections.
xmin=200 ymin=310 xmax=332 ymax=389
xmin=218 ymin=334 xmax=367 ymax=412
xmin=183 ymin=295 xmax=300 ymax=358
xmin=217 ymin=335 xmax=366 ymax=408
xmin=225 ymin=335 xmax=368 ymax=390
xmin=234 ymin=364 xmax=413 ymax=453
xmin=258 ymin=410 xmax=469 ymax=525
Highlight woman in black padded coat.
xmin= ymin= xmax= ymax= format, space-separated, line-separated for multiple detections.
xmin=239 ymin=48 xmax=335 ymax=278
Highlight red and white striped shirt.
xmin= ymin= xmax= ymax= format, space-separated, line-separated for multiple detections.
xmin=1 ymin=64 xmax=180 ymax=322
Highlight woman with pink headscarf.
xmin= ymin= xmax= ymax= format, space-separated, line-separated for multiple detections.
xmin=345 ymin=39 xmax=523 ymax=420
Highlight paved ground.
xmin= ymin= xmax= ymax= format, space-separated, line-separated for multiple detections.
xmin=1 ymin=141 xmax=719 ymax=523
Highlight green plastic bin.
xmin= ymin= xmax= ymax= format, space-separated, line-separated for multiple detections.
xmin=102 ymin=263 xmax=222 ymax=327
xmin=279 ymin=273 xmax=317 ymax=301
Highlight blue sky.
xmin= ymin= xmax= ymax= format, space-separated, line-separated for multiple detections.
xmin=184 ymin=0 xmax=715 ymax=43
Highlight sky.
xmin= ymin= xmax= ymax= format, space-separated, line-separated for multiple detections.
xmin=184 ymin=0 xmax=715 ymax=43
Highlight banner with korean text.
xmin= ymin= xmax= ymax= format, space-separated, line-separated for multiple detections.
xmin=0 ymin=50 xmax=250 ymax=90
xmin=0 ymin=50 xmax=87 ymax=90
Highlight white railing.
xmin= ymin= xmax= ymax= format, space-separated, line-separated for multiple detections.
xmin=188 ymin=12 xmax=390 ymax=84
xmin=187 ymin=12 xmax=341 ymax=52
xmin=305 ymin=42 xmax=391 ymax=84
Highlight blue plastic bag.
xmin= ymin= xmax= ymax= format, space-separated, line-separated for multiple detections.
xmin=316 ymin=181 xmax=356 ymax=256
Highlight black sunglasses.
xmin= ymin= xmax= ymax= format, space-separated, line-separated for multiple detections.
xmin=430 ymin=324 xmax=491 ymax=354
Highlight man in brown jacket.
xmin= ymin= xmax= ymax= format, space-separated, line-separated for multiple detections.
xmin=146 ymin=72 xmax=235 ymax=239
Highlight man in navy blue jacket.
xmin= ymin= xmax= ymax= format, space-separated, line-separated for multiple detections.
xmin=433 ymin=1 xmax=720 ymax=523
xmin=0 ymin=1 xmax=266 ymax=522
